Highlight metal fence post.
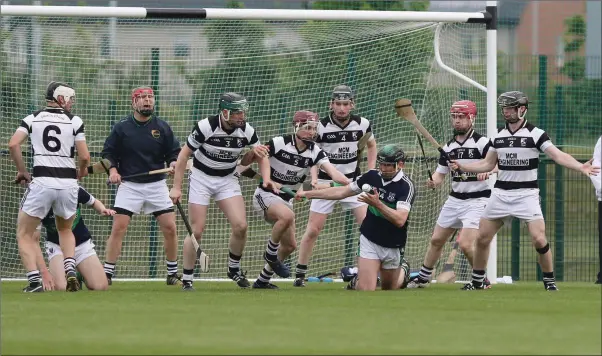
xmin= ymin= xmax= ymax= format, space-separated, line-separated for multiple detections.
xmin=536 ymin=55 xmax=548 ymax=281
xmin=554 ymin=85 xmax=565 ymax=280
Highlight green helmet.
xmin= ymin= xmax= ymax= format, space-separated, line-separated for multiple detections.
xmin=218 ymin=92 xmax=249 ymax=113
xmin=377 ymin=144 xmax=406 ymax=164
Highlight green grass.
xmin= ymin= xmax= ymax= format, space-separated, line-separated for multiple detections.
xmin=2 ymin=281 xmax=600 ymax=355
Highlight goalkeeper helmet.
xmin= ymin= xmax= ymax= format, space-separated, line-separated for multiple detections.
xmin=498 ymin=91 xmax=528 ymax=123
xmin=45 ymin=81 xmax=75 ymax=111
xmin=331 ymin=85 xmax=354 ymax=101
xmin=131 ymin=86 xmax=155 ymax=117
xmin=377 ymin=144 xmax=406 ymax=180
xmin=293 ymin=110 xmax=319 ymax=144
xmin=219 ymin=92 xmax=249 ymax=128
xmin=450 ymin=100 xmax=477 ymax=135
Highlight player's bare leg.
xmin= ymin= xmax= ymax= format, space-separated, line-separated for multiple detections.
xmin=55 ymin=215 xmax=80 ymax=291
xmin=103 ymin=214 xmax=131 ymax=284
xmin=408 ymin=224 xmax=455 ymax=288
xmin=457 ymin=229 xmax=478 ymax=266
xmin=253 ymin=203 xmax=295 ymax=289
xmin=379 ymin=267 xmax=401 ymax=290
xmin=463 ymin=218 xmax=503 ymax=290
xmin=217 ymin=195 xmax=250 ymax=288
xmin=295 ymin=211 xmax=328 ymax=286
xmin=18 ymin=212 xmax=44 ymax=292
xmin=76 ymin=255 xmax=108 ymax=290
xmin=354 ymin=257 xmax=381 ymax=291
xmin=527 ymin=219 xmax=557 ymax=290
xmin=181 ymin=203 xmax=208 ymax=291
xmin=48 ymin=255 xmax=68 ymax=291
xmin=155 ymin=211 xmax=180 ymax=285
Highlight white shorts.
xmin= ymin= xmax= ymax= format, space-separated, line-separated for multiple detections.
xmin=20 ymin=182 xmax=78 ymax=219
xmin=310 ymin=180 xmax=366 ymax=214
xmin=436 ymin=197 xmax=488 ymax=230
xmin=188 ymin=168 xmax=242 ymax=206
xmin=358 ymin=235 xmax=401 ymax=270
xmin=114 ymin=180 xmax=173 ymax=215
xmin=45 ymin=239 xmax=97 ymax=266
xmin=482 ymin=188 xmax=544 ymax=223
xmin=252 ymin=188 xmax=293 ymax=215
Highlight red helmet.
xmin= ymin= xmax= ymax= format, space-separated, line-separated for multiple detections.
xmin=293 ymin=110 xmax=319 ymax=126
xmin=450 ymin=100 xmax=477 ymax=118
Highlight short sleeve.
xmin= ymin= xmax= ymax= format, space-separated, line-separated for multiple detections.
xmin=78 ymin=187 xmax=95 ymax=206
xmin=17 ymin=115 xmax=33 ymax=135
xmin=480 ymin=138 xmax=492 ymax=157
xmin=395 ymin=177 xmax=415 ymax=212
xmin=535 ymin=129 xmax=553 ymax=152
xmin=488 ymin=138 xmax=497 ymax=154
xmin=247 ymin=130 xmax=260 ymax=148
xmin=267 ymin=139 xmax=276 ymax=157
xmin=72 ymin=116 xmax=85 ymax=141
xmin=349 ymin=169 xmax=376 ymax=193
xmin=313 ymin=149 xmax=329 ymax=167
xmin=186 ymin=121 xmax=205 ymax=151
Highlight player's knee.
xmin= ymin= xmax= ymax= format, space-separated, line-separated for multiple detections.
xmin=429 ymin=236 xmax=446 ymax=248
xmin=231 ymin=220 xmax=248 ymax=236
xmin=458 ymin=237 xmax=475 ymax=254
xmin=162 ymin=222 xmax=177 ymax=239
xmin=534 ymin=241 xmax=550 ymax=254
xmin=55 ymin=279 xmax=67 ymax=291
xmin=86 ymin=279 xmax=108 ymax=291
xmin=303 ymin=225 xmax=321 ymax=241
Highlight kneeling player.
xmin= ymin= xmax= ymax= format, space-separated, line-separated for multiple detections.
xmin=33 ymin=186 xmax=115 ymax=291
xmin=251 ymin=111 xmax=348 ymax=289
xmin=297 ymin=144 xmax=415 ymax=290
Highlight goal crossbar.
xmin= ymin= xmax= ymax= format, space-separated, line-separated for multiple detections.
xmin=1 ymin=5 xmax=491 ymax=23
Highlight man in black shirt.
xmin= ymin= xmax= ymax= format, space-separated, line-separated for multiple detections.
xmin=102 ymin=87 xmax=181 ymax=285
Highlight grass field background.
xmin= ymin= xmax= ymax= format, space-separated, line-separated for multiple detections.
xmin=1 ymin=281 xmax=600 ymax=355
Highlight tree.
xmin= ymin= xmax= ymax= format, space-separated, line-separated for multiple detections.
xmin=561 ymin=15 xmax=586 ymax=82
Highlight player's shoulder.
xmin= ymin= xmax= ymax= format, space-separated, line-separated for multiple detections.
xmin=444 ymin=137 xmax=456 ymax=148
xmin=350 ymin=114 xmax=366 ymax=125
xmin=153 ymin=116 xmax=172 ymax=128
xmin=272 ymin=135 xmax=287 ymax=146
xmin=524 ymin=122 xmax=545 ymax=134
xmin=471 ymin=131 xmax=489 ymax=144
xmin=319 ymin=115 xmax=330 ymax=127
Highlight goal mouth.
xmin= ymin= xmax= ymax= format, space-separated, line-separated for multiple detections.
xmin=0 ymin=6 xmax=494 ymax=283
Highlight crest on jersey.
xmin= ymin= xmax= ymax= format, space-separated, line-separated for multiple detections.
xmin=151 ymin=130 xmax=160 ymax=138
xmin=521 ymin=138 xmax=527 ymax=147
xmin=388 ymin=192 xmax=396 ymax=201
xmin=237 ymin=138 xmax=243 ymax=147
xmin=352 ymin=131 xmax=358 ymax=140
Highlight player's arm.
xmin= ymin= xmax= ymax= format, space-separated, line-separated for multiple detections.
xmin=309 ymin=165 xmax=319 ymax=186
xmin=32 ymin=229 xmax=54 ymax=291
xmin=172 ymin=145 xmax=194 ymax=196
xmin=298 ymin=170 xmax=370 ymax=200
xmin=319 ymin=161 xmax=349 ymax=186
xmin=102 ymin=124 xmax=122 ymax=183
xmin=241 ymin=132 xmax=269 ymax=166
xmin=452 ymin=150 xmax=497 ymax=173
xmin=8 ymin=129 xmax=29 ymax=178
xmin=73 ymin=117 xmax=90 ymax=178
xmin=164 ymin=124 xmax=181 ymax=170
xmin=544 ymin=144 xmax=600 ymax=176
xmin=429 ymin=150 xmax=450 ymax=188
xmin=365 ymin=180 xmax=415 ymax=228
xmin=365 ymin=135 xmax=377 ymax=170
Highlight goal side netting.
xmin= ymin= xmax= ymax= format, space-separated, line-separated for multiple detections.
xmin=0 ymin=15 xmax=487 ymax=282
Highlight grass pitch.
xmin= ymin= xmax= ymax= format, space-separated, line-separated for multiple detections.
xmin=1 ymin=281 xmax=600 ymax=355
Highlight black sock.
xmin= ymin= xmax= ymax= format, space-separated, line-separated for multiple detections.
xmin=418 ymin=264 xmax=434 ymax=282
xmin=104 ymin=262 xmax=116 ymax=278
xmin=228 ymin=251 xmax=241 ymax=272
xmin=472 ymin=269 xmax=486 ymax=287
xmin=257 ymin=264 xmax=274 ymax=284
xmin=542 ymin=271 xmax=555 ymax=285
xmin=166 ymin=260 xmax=178 ymax=276
xmin=26 ymin=270 xmax=41 ymax=285
xmin=295 ymin=264 xmax=308 ymax=279
xmin=183 ymin=268 xmax=194 ymax=284
xmin=63 ymin=257 xmax=76 ymax=274
xmin=265 ymin=239 xmax=279 ymax=262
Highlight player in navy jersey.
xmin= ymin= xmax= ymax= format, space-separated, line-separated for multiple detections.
xmin=9 ymin=81 xmax=90 ymax=292
xmin=250 ymin=111 xmax=349 ymax=289
xmin=170 ymin=92 xmax=273 ymax=290
xmin=408 ymin=100 xmax=494 ymax=288
xmin=297 ymin=144 xmax=415 ymax=291
xmin=31 ymin=187 xmax=114 ymax=291
xmin=451 ymin=91 xmax=600 ymax=291
xmin=102 ymin=87 xmax=181 ymax=286
xmin=294 ymin=85 xmax=376 ymax=287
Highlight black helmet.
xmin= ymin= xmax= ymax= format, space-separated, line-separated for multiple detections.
xmin=497 ymin=91 xmax=528 ymax=109
xmin=331 ymin=85 xmax=354 ymax=101
xmin=377 ymin=144 xmax=406 ymax=164
xmin=45 ymin=81 xmax=74 ymax=102
xmin=218 ymin=92 xmax=249 ymax=112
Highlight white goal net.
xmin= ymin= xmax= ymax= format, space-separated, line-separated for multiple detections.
xmin=0 ymin=14 xmax=487 ymax=282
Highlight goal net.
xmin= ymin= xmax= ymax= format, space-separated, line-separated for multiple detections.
xmin=0 ymin=13 xmax=487 ymax=282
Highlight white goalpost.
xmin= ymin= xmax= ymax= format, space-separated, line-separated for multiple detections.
xmin=0 ymin=3 xmax=498 ymax=283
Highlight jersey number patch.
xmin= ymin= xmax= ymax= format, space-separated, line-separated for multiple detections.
xmin=43 ymin=125 xmax=61 ymax=152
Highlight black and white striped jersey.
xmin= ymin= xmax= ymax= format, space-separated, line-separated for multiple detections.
xmin=261 ymin=135 xmax=329 ymax=199
xmin=17 ymin=107 xmax=85 ymax=188
xmin=436 ymin=130 xmax=491 ymax=199
xmin=186 ymin=115 xmax=260 ymax=177
xmin=490 ymin=121 xmax=553 ymax=190
xmin=315 ymin=113 xmax=372 ymax=180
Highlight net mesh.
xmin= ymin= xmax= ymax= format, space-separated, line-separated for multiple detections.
xmin=0 ymin=15 xmax=487 ymax=281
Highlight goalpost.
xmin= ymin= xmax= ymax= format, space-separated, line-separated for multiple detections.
xmin=0 ymin=3 xmax=498 ymax=283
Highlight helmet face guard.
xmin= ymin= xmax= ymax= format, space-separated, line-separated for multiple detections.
xmin=450 ymin=100 xmax=477 ymax=135
xmin=330 ymin=85 xmax=355 ymax=121
xmin=498 ymin=91 xmax=528 ymax=123
xmin=131 ymin=87 xmax=155 ymax=117
xmin=377 ymin=144 xmax=406 ymax=180
xmin=293 ymin=110 xmax=319 ymax=143
xmin=219 ymin=93 xmax=249 ymax=127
